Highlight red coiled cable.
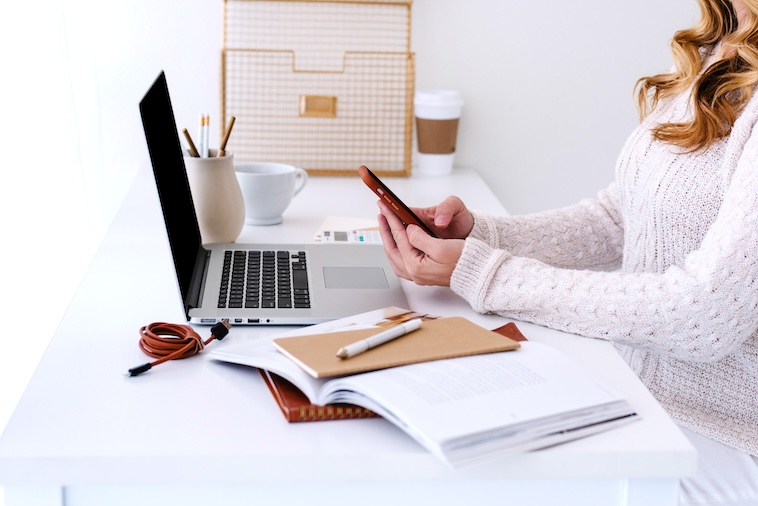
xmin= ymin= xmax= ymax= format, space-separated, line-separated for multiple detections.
xmin=127 ymin=320 xmax=231 ymax=376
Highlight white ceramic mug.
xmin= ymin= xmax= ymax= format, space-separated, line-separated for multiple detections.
xmin=235 ymin=163 xmax=308 ymax=225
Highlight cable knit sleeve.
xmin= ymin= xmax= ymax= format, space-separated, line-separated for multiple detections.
xmin=451 ymin=130 xmax=758 ymax=363
xmin=468 ymin=184 xmax=623 ymax=271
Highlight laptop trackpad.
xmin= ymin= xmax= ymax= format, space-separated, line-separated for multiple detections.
xmin=322 ymin=267 xmax=389 ymax=289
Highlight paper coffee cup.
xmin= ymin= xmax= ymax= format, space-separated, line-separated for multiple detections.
xmin=414 ymin=90 xmax=464 ymax=176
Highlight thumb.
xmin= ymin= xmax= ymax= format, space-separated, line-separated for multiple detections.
xmin=433 ymin=205 xmax=454 ymax=228
xmin=433 ymin=196 xmax=463 ymax=228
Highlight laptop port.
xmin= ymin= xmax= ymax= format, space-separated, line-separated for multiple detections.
xmin=247 ymin=318 xmax=260 ymax=324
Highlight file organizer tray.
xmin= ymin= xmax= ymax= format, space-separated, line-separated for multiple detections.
xmin=222 ymin=0 xmax=414 ymax=176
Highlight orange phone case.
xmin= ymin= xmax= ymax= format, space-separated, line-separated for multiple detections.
xmin=359 ymin=165 xmax=438 ymax=238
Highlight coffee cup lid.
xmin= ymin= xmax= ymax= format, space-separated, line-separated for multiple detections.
xmin=414 ymin=89 xmax=464 ymax=107
xmin=414 ymin=89 xmax=463 ymax=119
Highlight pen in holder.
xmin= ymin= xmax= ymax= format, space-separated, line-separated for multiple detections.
xmin=184 ymin=150 xmax=245 ymax=244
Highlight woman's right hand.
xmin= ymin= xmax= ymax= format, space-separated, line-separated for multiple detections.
xmin=412 ymin=196 xmax=474 ymax=239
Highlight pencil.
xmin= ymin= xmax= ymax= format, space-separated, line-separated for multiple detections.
xmin=182 ymin=128 xmax=200 ymax=157
xmin=217 ymin=116 xmax=236 ymax=158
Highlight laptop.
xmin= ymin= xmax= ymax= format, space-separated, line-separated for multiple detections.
xmin=139 ymin=71 xmax=408 ymax=325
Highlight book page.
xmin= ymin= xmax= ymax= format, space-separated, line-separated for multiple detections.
xmin=210 ymin=339 xmax=328 ymax=402
xmin=320 ymin=342 xmax=630 ymax=453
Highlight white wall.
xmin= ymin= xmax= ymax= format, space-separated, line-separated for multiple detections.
xmin=0 ymin=1 xmax=700 ymax=501
xmin=0 ymin=3 xmax=224 ymax=502
xmin=412 ymin=0 xmax=699 ymax=213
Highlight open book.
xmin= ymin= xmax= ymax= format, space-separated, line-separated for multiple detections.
xmin=209 ymin=308 xmax=639 ymax=468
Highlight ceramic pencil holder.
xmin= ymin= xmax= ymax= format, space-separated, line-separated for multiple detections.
xmin=184 ymin=150 xmax=245 ymax=244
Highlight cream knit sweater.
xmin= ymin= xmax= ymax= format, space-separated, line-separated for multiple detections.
xmin=450 ymin=84 xmax=758 ymax=455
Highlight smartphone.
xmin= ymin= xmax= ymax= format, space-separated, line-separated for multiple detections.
xmin=358 ymin=165 xmax=438 ymax=238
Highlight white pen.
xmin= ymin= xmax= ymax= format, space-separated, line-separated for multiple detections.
xmin=202 ymin=114 xmax=210 ymax=158
xmin=336 ymin=318 xmax=422 ymax=359
xmin=197 ymin=114 xmax=206 ymax=158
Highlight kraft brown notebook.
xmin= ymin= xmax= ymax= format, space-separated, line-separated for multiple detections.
xmin=260 ymin=321 xmax=527 ymax=422
xmin=273 ymin=316 xmax=523 ymax=378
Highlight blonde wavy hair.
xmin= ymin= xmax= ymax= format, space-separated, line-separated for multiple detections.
xmin=635 ymin=0 xmax=758 ymax=151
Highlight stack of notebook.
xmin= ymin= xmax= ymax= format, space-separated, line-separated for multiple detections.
xmin=257 ymin=318 xmax=529 ymax=423
xmin=209 ymin=307 xmax=637 ymax=468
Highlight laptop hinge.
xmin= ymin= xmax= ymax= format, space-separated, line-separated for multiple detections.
xmin=186 ymin=246 xmax=211 ymax=317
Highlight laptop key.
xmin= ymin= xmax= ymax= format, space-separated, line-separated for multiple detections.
xmin=293 ymin=269 xmax=309 ymax=290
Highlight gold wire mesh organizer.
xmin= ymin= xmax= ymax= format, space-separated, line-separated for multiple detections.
xmin=221 ymin=0 xmax=415 ymax=176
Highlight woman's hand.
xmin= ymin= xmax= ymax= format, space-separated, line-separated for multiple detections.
xmin=377 ymin=199 xmax=466 ymax=286
xmin=411 ymin=195 xmax=475 ymax=240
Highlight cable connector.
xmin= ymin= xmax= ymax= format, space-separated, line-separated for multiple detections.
xmin=211 ymin=319 xmax=232 ymax=340
xmin=127 ymin=363 xmax=152 ymax=377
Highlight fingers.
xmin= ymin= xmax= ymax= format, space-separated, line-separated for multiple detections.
xmin=405 ymin=224 xmax=436 ymax=253
xmin=377 ymin=199 xmax=464 ymax=286
xmin=378 ymin=200 xmax=421 ymax=256
xmin=405 ymin=225 xmax=465 ymax=286
xmin=377 ymin=210 xmax=412 ymax=280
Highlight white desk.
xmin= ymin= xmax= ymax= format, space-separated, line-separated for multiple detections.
xmin=0 ymin=168 xmax=695 ymax=506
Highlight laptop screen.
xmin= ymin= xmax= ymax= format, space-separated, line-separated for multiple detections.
xmin=139 ymin=71 xmax=202 ymax=308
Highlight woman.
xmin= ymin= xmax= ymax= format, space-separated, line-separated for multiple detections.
xmin=377 ymin=1 xmax=758 ymax=504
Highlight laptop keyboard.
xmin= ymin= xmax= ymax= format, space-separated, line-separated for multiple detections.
xmin=217 ymin=250 xmax=311 ymax=309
